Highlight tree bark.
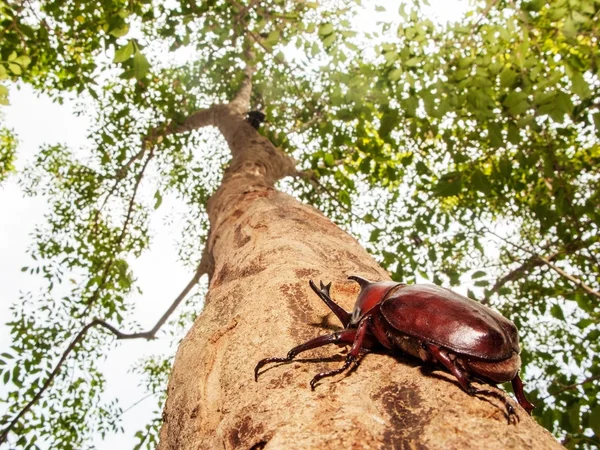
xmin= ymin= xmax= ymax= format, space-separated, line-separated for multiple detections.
xmin=157 ymin=95 xmax=562 ymax=450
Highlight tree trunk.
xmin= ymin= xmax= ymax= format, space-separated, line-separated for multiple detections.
xmin=157 ymin=95 xmax=562 ymax=450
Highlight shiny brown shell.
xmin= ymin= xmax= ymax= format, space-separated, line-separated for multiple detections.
xmin=380 ymin=284 xmax=520 ymax=361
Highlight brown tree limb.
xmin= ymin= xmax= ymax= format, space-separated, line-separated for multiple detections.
xmin=0 ymin=252 xmax=209 ymax=445
xmin=485 ymin=229 xmax=600 ymax=300
xmin=537 ymin=255 xmax=600 ymax=300
xmin=96 ymin=247 xmax=211 ymax=340
xmin=540 ymin=374 xmax=600 ymax=400
xmin=486 ymin=250 xmax=559 ymax=300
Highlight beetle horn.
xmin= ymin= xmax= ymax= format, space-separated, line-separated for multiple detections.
xmin=319 ymin=281 xmax=332 ymax=295
xmin=348 ymin=275 xmax=372 ymax=289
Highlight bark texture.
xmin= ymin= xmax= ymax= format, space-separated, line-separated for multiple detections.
xmin=158 ymin=92 xmax=562 ymax=450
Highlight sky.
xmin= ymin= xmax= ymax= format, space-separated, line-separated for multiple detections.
xmin=0 ymin=0 xmax=473 ymax=447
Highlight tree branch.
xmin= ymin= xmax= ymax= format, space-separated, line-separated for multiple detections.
xmin=537 ymin=255 xmax=600 ymax=300
xmin=484 ymin=228 xmax=600 ymax=300
xmin=0 ymin=252 xmax=209 ymax=444
xmin=162 ymin=108 xmax=217 ymax=136
xmin=0 ymin=320 xmax=96 ymax=444
xmin=540 ymin=374 xmax=600 ymax=400
xmin=486 ymin=250 xmax=559 ymax=300
xmin=229 ymin=49 xmax=255 ymax=115
xmin=96 ymin=249 xmax=210 ymax=340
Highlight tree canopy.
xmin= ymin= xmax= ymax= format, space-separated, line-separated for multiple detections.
xmin=0 ymin=0 xmax=599 ymax=448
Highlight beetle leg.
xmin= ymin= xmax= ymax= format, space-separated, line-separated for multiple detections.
xmin=309 ymin=280 xmax=351 ymax=327
xmin=370 ymin=310 xmax=393 ymax=350
xmin=254 ymin=329 xmax=357 ymax=381
xmin=511 ymin=372 xmax=535 ymax=414
xmin=424 ymin=343 xmax=519 ymax=423
xmin=310 ymin=318 xmax=370 ymax=390
xmin=423 ymin=343 xmax=472 ymax=391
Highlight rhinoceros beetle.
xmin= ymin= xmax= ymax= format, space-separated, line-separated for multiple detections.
xmin=255 ymin=276 xmax=535 ymax=420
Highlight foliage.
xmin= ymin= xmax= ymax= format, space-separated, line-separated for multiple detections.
xmin=0 ymin=127 xmax=16 ymax=182
xmin=295 ymin=0 xmax=600 ymax=446
xmin=0 ymin=0 xmax=599 ymax=448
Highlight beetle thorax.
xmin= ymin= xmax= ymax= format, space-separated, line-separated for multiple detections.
xmin=349 ymin=279 xmax=405 ymax=326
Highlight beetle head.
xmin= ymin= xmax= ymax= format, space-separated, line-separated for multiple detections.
xmin=348 ymin=275 xmax=405 ymax=325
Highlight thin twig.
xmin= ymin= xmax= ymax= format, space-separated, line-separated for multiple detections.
xmin=82 ymin=148 xmax=156 ymax=317
xmin=121 ymin=393 xmax=154 ymax=416
xmin=94 ymin=147 xmax=148 ymax=222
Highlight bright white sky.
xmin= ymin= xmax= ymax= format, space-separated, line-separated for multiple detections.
xmin=0 ymin=1 xmax=472 ymax=447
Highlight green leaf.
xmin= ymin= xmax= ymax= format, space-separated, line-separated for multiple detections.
xmin=562 ymin=16 xmax=577 ymax=38
xmin=153 ymin=190 xmax=163 ymax=209
xmin=498 ymin=157 xmax=512 ymax=178
xmin=434 ymin=172 xmax=463 ymax=197
xmin=503 ymin=91 xmax=528 ymax=116
xmin=109 ymin=24 xmax=130 ymax=38
xmin=550 ymin=304 xmax=565 ymax=320
xmin=114 ymin=41 xmax=134 ymax=63
xmin=384 ymin=52 xmax=399 ymax=63
xmin=471 ymin=169 xmax=492 ymax=194
xmin=379 ymin=110 xmax=398 ymax=139
xmin=15 ymin=55 xmax=31 ymax=67
xmin=265 ymin=30 xmax=280 ymax=46
xmin=318 ymin=23 xmax=334 ymax=36
xmin=402 ymin=97 xmax=418 ymax=117
xmin=487 ymin=122 xmax=502 ymax=147
xmin=590 ymin=405 xmax=600 ymax=436
xmin=404 ymin=57 xmax=420 ymax=67
xmin=499 ymin=68 xmax=518 ymax=88
xmin=453 ymin=69 xmax=469 ymax=81
xmin=570 ymin=73 xmax=590 ymax=99
xmin=568 ymin=403 xmax=580 ymax=432
xmin=133 ymin=50 xmax=150 ymax=79
xmin=471 ymin=270 xmax=486 ymax=279
xmin=8 ymin=63 xmax=21 ymax=75
xmin=337 ymin=189 xmax=351 ymax=206
xmin=388 ymin=68 xmax=402 ymax=81
xmin=0 ymin=66 xmax=7 ymax=80
xmin=322 ymin=33 xmax=336 ymax=48
xmin=311 ymin=42 xmax=319 ymax=57
xmin=552 ymin=92 xmax=573 ymax=121
xmin=593 ymin=113 xmax=600 ymax=137
xmin=507 ymin=123 xmax=519 ymax=144
xmin=533 ymin=90 xmax=557 ymax=106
